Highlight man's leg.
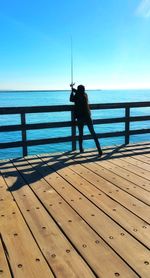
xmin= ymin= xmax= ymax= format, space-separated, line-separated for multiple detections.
xmin=86 ymin=118 xmax=102 ymax=155
xmin=77 ymin=120 xmax=84 ymax=152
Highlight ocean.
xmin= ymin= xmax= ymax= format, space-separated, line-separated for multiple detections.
xmin=0 ymin=89 xmax=150 ymax=159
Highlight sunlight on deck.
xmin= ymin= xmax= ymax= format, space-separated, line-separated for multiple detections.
xmin=0 ymin=142 xmax=150 ymax=278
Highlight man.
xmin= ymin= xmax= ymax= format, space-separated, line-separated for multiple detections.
xmin=70 ymin=84 xmax=102 ymax=156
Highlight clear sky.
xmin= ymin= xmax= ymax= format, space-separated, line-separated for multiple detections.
xmin=0 ymin=0 xmax=150 ymax=90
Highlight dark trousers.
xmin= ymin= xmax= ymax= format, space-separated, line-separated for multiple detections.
xmin=77 ymin=117 xmax=101 ymax=152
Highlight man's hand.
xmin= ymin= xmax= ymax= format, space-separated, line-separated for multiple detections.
xmin=70 ymin=83 xmax=75 ymax=88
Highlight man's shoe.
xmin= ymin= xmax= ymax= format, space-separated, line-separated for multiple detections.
xmin=98 ymin=149 xmax=103 ymax=157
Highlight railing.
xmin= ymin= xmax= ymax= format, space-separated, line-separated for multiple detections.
xmin=0 ymin=101 xmax=150 ymax=157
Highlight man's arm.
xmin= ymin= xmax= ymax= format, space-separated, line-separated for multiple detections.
xmin=70 ymin=86 xmax=77 ymax=102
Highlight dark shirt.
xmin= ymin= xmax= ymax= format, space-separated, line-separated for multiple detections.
xmin=70 ymin=89 xmax=91 ymax=119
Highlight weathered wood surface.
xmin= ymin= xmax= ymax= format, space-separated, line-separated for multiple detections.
xmin=0 ymin=142 xmax=150 ymax=277
xmin=0 ymin=233 xmax=12 ymax=278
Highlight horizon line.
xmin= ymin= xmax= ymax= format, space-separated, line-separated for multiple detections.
xmin=0 ymin=88 xmax=150 ymax=92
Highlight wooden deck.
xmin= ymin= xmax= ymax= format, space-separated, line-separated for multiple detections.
xmin=0 ymin=142 xmax=150 ymax=278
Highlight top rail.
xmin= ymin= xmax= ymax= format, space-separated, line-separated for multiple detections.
xmin=0 ymin=101 xmax=150 ymax=114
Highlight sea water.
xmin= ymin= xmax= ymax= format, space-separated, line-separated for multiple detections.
xmin=0 ymin=89 xmax=150 ymax=159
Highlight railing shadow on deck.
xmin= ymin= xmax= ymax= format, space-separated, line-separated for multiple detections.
xmin=0 ymin=142 xmax=150 ymax=193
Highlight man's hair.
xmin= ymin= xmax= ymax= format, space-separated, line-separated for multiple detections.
xmin=77 ymin=85 xmax=85 ymax=93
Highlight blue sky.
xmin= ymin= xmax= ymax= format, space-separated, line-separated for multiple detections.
xmin=0 ymin=0 xmax=150 ymax=90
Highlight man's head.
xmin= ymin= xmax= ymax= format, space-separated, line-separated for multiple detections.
xmin=77 ymin=85 xmax=85 ymax=93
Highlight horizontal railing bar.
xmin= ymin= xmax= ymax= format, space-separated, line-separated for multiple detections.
xmin=93 ymin=115 xmax=150 ymax=124
xmin=0 ymin=105 xmax=73 ymax=114
xmin=91 ymin=102 xmax=150 ymax=110
xmin=0 ymin=137 xmax=73 ymax=148
xmin=0 ymin=101 xmax=150 ymax=114
xmin=0 ymin=121 xmax=72 ymax=132
xmin=1 ymin=115 xmax=150 ymax=132
xmin=0 ymin=141 xmax=23 ymax=148
xmin=129 ymin=116 xmax=150 ymax=122
xmin=129 ymin=128 xmax=150 ymax=135
xmin=0 ymin=128 xmax=149 ymax=149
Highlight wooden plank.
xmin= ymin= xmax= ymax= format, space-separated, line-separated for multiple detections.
xmin=129 ymin=144 xmax=150 ymax=159
xmin=87 ymin=161 xmax=150 ymax=204
xmin=0 ymin=200 xmax=54 ymax=278
xmin=28 ymin=155 xmax=149 ymax=278
xmin=38 ymin=156 xmax=150 ymax=248
xmin=97 ymin=159 xmax=150 ymax=192
xmin=130 ymin=142 xmax=150 ymax=146
xmin=124 ymin=143 xmax=150 ymax=154
xmin=37 ymin=148 xmax=150 ymax=204
xmin=120 ymin=155 xmax=150 ymax=171
xmin=116 ymin=146 xmax=150 ymax=170
xmin=100 ymin=145 xmax=150 ymax=170
xmin=0 ymin=235 xmax=12 ymax=278
xmin=108 ymin=148 xmax=150 ymax=159
xmin=124 ymin=153 xmax=150 ymax=164
xmin=109 ymin=158 xmax=150 ymax=181
xmin=104 ymin=143 xmax=150 ymax=159
xmin=15 ymin=156 xmax=139 ymax=278
xmin=1 ymin=160 xmax=95 ymax=278
xmin=100 ymin=143 xmax=150 ymax=160
xmin=60 ymin=157 xmax=150 ymax=224
xmin=127 ymin=142 xmax=150 ymax=148
xmin=0 ymin=174 xmax=14 ymax=202
xmin=98 ymin=153 xmax=150 ymax=194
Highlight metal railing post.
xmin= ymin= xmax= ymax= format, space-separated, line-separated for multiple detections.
xmin=71 ymin=109 xmax=76 ymax=151
xmin=21 ymin=113 xmax=27 ymax=156
xmin=125 ymin=107 xmax=130 ymax=145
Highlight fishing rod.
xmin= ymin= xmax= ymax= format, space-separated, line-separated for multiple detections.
xmin=70 ymin=36 xmax=75 ymax=87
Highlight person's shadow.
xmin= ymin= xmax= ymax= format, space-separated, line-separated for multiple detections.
xmin=0 ymin=142 xmax=150 ymax=192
